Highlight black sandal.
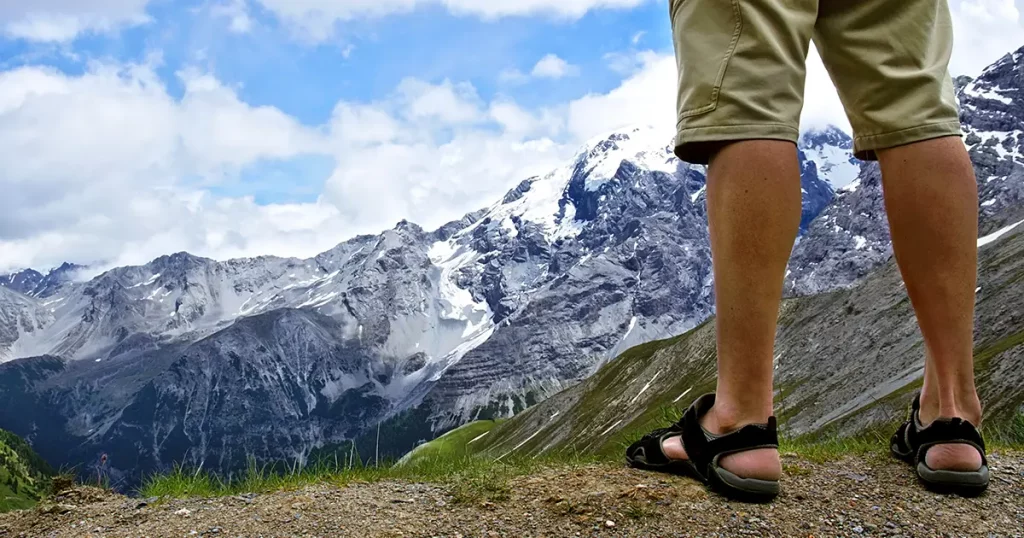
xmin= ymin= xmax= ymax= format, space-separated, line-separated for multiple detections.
xmin=890 ymin=394 xmax=990 ymax=496
xmin=625 ymin=393 xmax=780 ymax=502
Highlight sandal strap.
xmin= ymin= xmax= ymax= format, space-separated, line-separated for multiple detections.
xmin=895 ymin=393 xmax=987 ymax=466
xmin=679 ymin=394 xmax=779 ymax=478
xmin=913 ymin=417 xmax=988 ymax=466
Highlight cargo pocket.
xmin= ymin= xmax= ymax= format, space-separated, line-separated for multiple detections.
xmin=671 ymin=0 xmax=743 ymax=119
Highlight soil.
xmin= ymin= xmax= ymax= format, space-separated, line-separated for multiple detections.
xmin=2 ymin=453 xmax=1023 ymax=538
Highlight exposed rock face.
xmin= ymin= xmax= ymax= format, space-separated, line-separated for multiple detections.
xmin=0 ymin=124 xmax=850 ymax=484
xmin=463 ymin=225 xmax=1024 ymax=461
xmin=786 ymin=46 xmax=1024 ymax=296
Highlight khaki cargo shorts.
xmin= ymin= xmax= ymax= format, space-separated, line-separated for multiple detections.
xmin=671 ymin=0 xmax=962 ymax=164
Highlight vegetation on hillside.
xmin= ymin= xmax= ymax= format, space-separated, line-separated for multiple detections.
xmin=0 ymin=429 xmax=54 ymax=511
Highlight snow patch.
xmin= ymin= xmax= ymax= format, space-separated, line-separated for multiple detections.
xmin=599 ymin=420 xmax=624 ymax=437
xmin=629 ymin=370 xmax=660 ymax=405
xmin=579 ymin=125 xmax=676 ymax=191
xmin=803 ymin=142 xmax=860 ymax=190
xmin=978 ymin=219 xmax=1024 ymax=248
xmin=691 ymin=185 xmax=706 ymax=203
xmin=672 ymin=387 xmax=693 ymax=404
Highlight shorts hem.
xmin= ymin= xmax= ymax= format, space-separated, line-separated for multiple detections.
xmin=674 ymin=124 xmax=800 ymax=165
xmin=854 ymin=121 xmax=963 ymax=161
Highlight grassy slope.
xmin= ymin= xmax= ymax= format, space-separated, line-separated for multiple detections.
xmin=0 ymin=429 xmax=54 ymax=511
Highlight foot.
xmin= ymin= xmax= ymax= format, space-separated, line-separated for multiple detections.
xmin=918 ymin=392 xmax=985 ymax=472
xmin=661 ymin=405 xmax=782 ymax=481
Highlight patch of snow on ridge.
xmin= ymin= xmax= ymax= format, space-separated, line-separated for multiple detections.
xmin=964 ymin=81 xmax=1014 ymax=105
xmin=804 ymin=144 xmax=860 ymax=190
xmin=579 ymin=125 xmax=677 ymax=191
xmin=978 ymin=219 xmax=1024 ymax=248
xmin=427 ymin=239 xmax=497 ymax=379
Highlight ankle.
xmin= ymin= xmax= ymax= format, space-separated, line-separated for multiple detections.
xmin=918 ymin=389 xmax=982 ymax=426
xmin=707 ymin=398 xmax=774 ymax=435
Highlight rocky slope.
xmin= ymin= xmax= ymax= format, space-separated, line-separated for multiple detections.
xmin=787 ymin=46 xmax=1024 ymax=296
xmin=444 ymin=221 xmax=1024 ymax=461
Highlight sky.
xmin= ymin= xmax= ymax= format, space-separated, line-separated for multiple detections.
xmin=1 ymin=0 xmax=1023 ymax=273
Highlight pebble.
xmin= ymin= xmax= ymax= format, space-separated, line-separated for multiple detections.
xmin=605 ymin=520 xmax=616 ymax=528
xmin=174 ymin=508 xmax=191 ymax=517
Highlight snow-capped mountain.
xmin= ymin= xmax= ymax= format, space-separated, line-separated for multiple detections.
xmin=0 ymin=263 xmax=84 ymax=300
xmin=7 ymin=41 xmax=1024 ymax=485
xmin=787 ymin=45 xmax=1024 ymax=296
xmin=0 ymin=122 xmax=856 ymax=484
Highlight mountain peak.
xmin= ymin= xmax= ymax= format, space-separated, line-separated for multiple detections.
xmin=799 ymin=125 xmax=852 ymax=150
xmin=797 ymin=125 xmax=859 ymax=191
xmin=574 ymin=125 xmax=677 ymax=191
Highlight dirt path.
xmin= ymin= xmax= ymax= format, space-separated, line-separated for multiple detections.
xmin=3 ymin=453 xmax=1023 ymax=537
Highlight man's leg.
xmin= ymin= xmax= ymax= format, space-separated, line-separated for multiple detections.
xmin=877 ymin=137 xmax=984 ymax=472
xmin=661 ymin=140 xmax=801 ymax=480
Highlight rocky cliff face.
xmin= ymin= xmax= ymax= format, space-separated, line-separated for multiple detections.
xmin=786 ymin=46 xmax=1024 ymax=296
xmin=456 ymin=222 xmax=1024 ymax=461
xmin=0 ymin=125 xmax=851 ymax=485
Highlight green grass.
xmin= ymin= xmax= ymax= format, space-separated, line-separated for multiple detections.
xmin=0 ymin=430 xmax=54 ymax=512
xmin=138 ymin=451 xmax=604 ymax=502
xmin=138 ymin=430 xmax=943 ymax=503
xmin=398 ymin=420 xmax=501 ymax=467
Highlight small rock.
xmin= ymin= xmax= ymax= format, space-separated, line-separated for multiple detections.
xmin=853 ymin=525 xmax=864 ymax=533
xmin=175 ymin=508 xmax=191 ymax=517
xmin=605 ymin=520 xmax=616 ymax=528
xmin=41 ymin=504 xmax=75 ymax=515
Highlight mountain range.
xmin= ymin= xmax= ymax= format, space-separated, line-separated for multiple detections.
xmin=1 ymin=45 xmax=1022 ymax=488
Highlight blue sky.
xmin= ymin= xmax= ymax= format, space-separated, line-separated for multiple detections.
xmin=0 ymin=0 xmax=674 ymax=125
xmin=0 ymin=0 xmax=1022 ymax=272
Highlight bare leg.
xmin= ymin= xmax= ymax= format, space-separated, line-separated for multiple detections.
xmin=662 ymin=140 xmax=801 ymax=480
xmin=877 ymin=137 xmax=984 ymax=472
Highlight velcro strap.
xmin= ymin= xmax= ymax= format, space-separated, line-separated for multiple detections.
xmin=915 ymin=417 xmax=987 ymax=466
xmin=679 ymin=394 xmax=779 ymax=478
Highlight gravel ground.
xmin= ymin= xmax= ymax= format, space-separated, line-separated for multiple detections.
xmin=2 ymin=453 xmax=1023 ymax=538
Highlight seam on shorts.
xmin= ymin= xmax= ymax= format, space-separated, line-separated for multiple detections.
xmin=677 ymin=0 xmax=744 ymax=119
xmin=677 ymin=123 xmax=800 ymax=135
xmin=855 ymin=121 xmax=962 ymax=142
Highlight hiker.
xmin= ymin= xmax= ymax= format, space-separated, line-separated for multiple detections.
xmin=627 ymin=0 xmax=989 ymax=501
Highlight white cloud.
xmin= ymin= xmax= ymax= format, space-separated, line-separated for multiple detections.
xmin=801 ymin=47 xmax=851 ymax=132
xmin=0 ymin=61 xmax=332 ymax=272
xmin=631 ymin=31 xmax=646 ymax=45
xmin=3 ymin=1 xmax=1022 ymax=272
xmin=501 ymin=54 xmax=580 ymax=84
xmin=0 ymin=0 xmax=152 ymax=42
xmin=531 ymin=54 xmax=579 ymax=79
xmin=211 ymin=0 xmax=253 ymax=34
xmin=253 ymin=0 xmax=648 ymax=41
xmin=498 ymin=68 xmax=529 ymax=85
xmin=949 ymin=0 xmax=1024 ymax=76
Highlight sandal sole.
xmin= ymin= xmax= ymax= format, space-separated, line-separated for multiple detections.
xmin=627 ymin=456 xmax=780 ymax=503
